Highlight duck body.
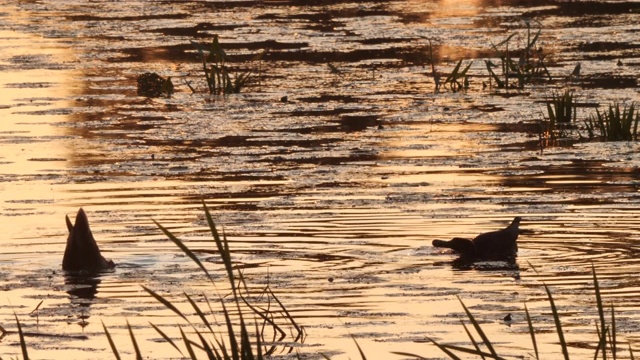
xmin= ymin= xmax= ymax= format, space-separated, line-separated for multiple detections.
xmin=62 ymin=208 xmax=114 ymax=272
xmin=432 ymin=217 xmax=521 ymax=260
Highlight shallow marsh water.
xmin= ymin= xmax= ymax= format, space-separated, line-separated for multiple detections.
xmin=0 ymin=0 xmax=640 ymax=358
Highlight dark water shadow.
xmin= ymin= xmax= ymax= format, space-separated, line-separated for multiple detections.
xmin=434 ymin=254 xmax=521 ymax=276
xmin=64 ymin=272 xmax=110 ymax=328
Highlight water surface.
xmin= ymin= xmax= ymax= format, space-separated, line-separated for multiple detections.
xmin=1 ymin=0 xmax=640 ymax=358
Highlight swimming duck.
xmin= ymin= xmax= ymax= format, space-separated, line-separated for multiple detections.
xmin=432 ymin=217 xmax=521 ymax=260
xmin=63 ymin=208 xmax=114 ymax=272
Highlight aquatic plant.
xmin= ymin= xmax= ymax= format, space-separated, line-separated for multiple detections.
xmin=190 ymin=36 xmax=260 ymax=95
xmin=540 ymin=89 xmax=578 ymax=145
xmin=486 ymin=22 xmax=551 ymax=90
xmin=104 ymin=202 xmax=304 ymax=359
xmin=426 ymin=39 xmax=470 ymax=93
xmin=427 ymin=39 xmax=441 ymax=92
xmin=584 ymin=102 xmax=639 ymax=141
xmin=441 ymin=59 xmax=472 ymax=93
xmin=546 ymin=90 xmax=577 ymax=125
xmin=394 ymin=265 xmax=632 ymax=360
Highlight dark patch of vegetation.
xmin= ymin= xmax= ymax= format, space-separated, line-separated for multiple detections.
xmin=425 ymin=40 xmax=471 ymax=93
xmin=539 ymin=90 xmax=640 ymax=148
xmin=584 ymin=102 xmax=639 ymax=141
xmin=541 ymin=90 xmax=577 ymax=142
xmin=485 ymin=22 xmax=551 ymax=90
xmin=136 ymin=72 xmax=173 ymax=98
xmin=189 ymin=35 xmax=263 ymax=95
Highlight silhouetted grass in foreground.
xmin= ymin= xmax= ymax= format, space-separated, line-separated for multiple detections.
xmin=394 ymin=263 xmax=634 ymax=360
xmin=104 ymin=201 xmax=304 ymax=359
xmin=5 ymin=211 xmax=637 ymax=360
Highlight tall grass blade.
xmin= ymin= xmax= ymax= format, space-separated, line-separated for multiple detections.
xmin=595 ymin=325 xmax=609 ymax=360
xmin=126 ymin=319 xmax=143 ymax=360
xmin=154 ymin=220 xmax=214 ymax=282
xmin=525 ymin=303 xmax=539 ymax=360
xmin=193 ymin=328 xmax=217 ymax=360
xmin=529 ymin=28 xmax=541 ymax=49
xmin=266 ymin=285 xmax=303 ymax=338
xmin=443 ymin=59 xmax=463 ymax=85
xmin=413 ymin=341 xmax=507 ymax=359
xmin=351 ymin=335 xmax=368 ymax=360
xmin=142 ymin=285 xmax=189 ymax=322
xmin=185 ymin=292 xmax=216 ymax=335
xmin=102 ymin=321 xmax=121 ymax=360
xmin=593 ymin=264 xmax=607 ymax=359
xmin=410 ymin=337 xmax=462 ymax=360
xmin=611 ymin=304 xmax=617 ymax=360
xmin=492 ymin=33 xmax=517 ymax=48
xmin=14 ymin=314 xmax=28 ymax=360
xmin=485 ymin=61 xmax=504 ymax=88
xmin=460 ymin=320 xmax=484 ymax=360
xmin=240 ymin=294 xmax=286 ymax=341
xmin=239 ymin=317 xmax=255 ymax=360
xmin=212 ymin=334 xmax=231 ymax=360
xmin=149 ymin=322 xmax=184 ymax=357
xmin=392 ymin=352 xmax=429 ymax=359
xmin=457 ymin=296 xmax=499 ymax=358
xmin=219 ymin=298 xmax=240 ymax=360
xmin=440 ymin=344 xmax=507 ymax=359
xmin=254 ymin=322 xmax=264 ymax=360
xmin=202 ymin=201 xmax=235 ymax=290
xmin=543 ymin=283 xmax=570 ymax=360
xmin=179 ymin=326 xmax=198 ymax=360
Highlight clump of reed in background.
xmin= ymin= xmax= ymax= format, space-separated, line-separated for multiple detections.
xmin=425 ymin=39 xmax=471 ymax=93
xmin=485 ymin=21 xmax=551 ymax=90
xmin=189 ymin=35 xmax=263 ymax=95
xmin=584 ymin=102 xmax=639 ymax=141
xmin=540 ymin=89 xmax=578 ymax=145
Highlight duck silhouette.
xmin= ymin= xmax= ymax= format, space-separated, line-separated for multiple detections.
xmin=63 ymin=208 xmax=114 ymax=272
xmin=432 ymin=217 xmax=521 ymax=260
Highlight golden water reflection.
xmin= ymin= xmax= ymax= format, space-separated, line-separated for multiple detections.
xmin=1 ymin=0 xmax=640 ymax=358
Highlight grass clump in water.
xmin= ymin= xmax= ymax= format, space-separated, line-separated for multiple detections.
xmin=189 ymin=35 xmax=262 ymax=95
xmin=584 ymin=102 xmax=639 ymax=141
xmin=540 ymin=89 xmax=578 ymax=145
xmin=425 ymin=39 xmax=471 ymax=93
xmin=485 ymin=21 xmax=550 ymax=90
